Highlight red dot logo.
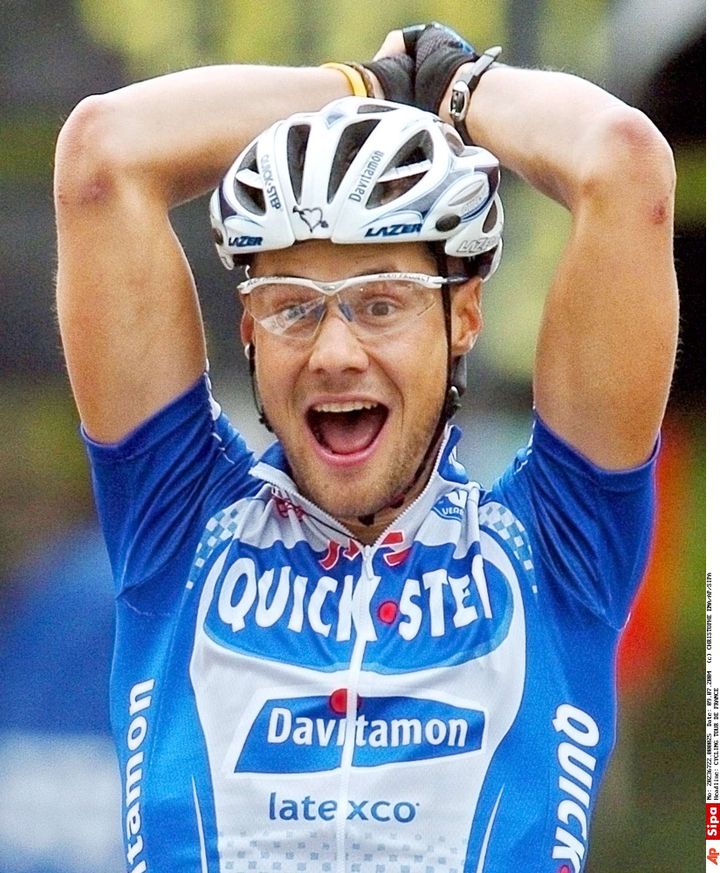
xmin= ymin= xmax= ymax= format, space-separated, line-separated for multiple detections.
xmin=329 ymin=688 xmax=347 ymax=714
xmin=558 ymin=866 xmax=572 ymax=873
xmin=377 ymin=600 xmax=399 ymax=624
xmin=329 ymin=688 xmax=362 ymax=715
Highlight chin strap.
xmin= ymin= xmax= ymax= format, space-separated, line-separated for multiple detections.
xmin=246 ymin=343 xmax=274 ymax=433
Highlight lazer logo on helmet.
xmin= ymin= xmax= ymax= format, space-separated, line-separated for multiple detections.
xmin=365 ymin=223 xmax=423 ymax=238
xmin=228 ymin=235 xmax=263 ymax=247
xmin=457 ymin=239 xmax=493 ymax=254
xmin=259 ymin=154 xmax=281 ymax=209
xmin=235 ymin=695 xmax=485 ymax=773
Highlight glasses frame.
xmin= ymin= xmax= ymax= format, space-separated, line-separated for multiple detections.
xmin=238 ymin=271 xmax=468 ymax=341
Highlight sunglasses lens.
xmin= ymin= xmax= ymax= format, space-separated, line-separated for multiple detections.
xmin=246 ymin=276 xmax=440 ymax=339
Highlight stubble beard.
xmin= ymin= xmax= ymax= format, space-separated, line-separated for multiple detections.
xmin=273 ymin=398 xmax=445 ymax=523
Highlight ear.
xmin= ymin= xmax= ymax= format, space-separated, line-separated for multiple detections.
xmin=450 ymin=277 xmax=483 ymax=356
xmin=240 ymin=305 xmax=255 ymax=350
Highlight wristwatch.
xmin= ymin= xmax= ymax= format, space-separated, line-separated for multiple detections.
xmin=449 ymin=46 xmax=502 ymax=144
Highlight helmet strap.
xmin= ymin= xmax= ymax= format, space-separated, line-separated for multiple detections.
xmin=246 ymin=343 xmax=274 ymax=433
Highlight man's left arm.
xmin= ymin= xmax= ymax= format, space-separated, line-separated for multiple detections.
xmin=440 ymin=63 xmax=678 ymax=469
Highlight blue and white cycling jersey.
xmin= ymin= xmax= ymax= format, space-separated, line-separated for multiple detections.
xmin=85 ymin=374 xmax=656 ymax=873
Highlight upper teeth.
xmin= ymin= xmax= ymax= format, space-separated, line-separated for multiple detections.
xmin=312 ymin=401 xmax=378 ymax=413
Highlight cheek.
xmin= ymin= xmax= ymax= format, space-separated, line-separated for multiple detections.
xmin=385 ymin=336 xmax=447 ymax=404
xmin=254 ymin=343 xmax=299 ymax=406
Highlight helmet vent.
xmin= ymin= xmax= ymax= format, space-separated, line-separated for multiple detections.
xmin=286 ymin=124 xmax=310 ymax=203
xmin=483 ymin=200 xmax=498 ymax=232
xmin=476 ymin=247 xmax=498 ymax=280
xmin=234 ymin=144 xmax=265 ymax=215
xmin=443 ymin=128 xmax=466 ymax=156
xmin=486 ymin=165 xmax=500 ymax=192
xmin=327 ymin=119 xmax=381 ymax=203
xmin=367 ymin=130 xmax=433 ymax=207
xmin=357 ymin=103 xmax=395 ymax=114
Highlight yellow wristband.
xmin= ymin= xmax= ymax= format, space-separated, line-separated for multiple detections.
xmin=321 ymin=62 xmax=368 ymax=98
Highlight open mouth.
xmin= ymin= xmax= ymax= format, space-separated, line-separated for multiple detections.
xmin=307 ymin=401 xmax=389 ymax=456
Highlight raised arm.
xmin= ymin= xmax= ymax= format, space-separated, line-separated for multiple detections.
xmin=55 ymin=65 xmax=352 ymax=442
xmin=439 ymin=62 xmax=678 ymax=468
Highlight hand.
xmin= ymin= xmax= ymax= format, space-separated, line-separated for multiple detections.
xmin=372 ymin=29 xmax=407 ymax=61
xmin=372 ymin=23 xmax=474 ymax=61
xmin=367 ymin=23 xmax=478 ymax=114
xmin=413 ymin=23 xmax=478 ymax=114
xmin=363 ymin=31 xmax=413 ymax=104
xmin=361 ymin=23 xmax=478 ymax=111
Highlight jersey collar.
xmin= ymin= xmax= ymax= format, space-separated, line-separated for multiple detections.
xmin=249 ymin=424 xmax=469 ymax=538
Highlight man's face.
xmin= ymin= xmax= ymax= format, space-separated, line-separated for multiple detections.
xmin=242 ymin=240 xmax=481 ymax=529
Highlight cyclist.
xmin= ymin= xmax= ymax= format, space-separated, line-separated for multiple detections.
xmin=54 ymin=23 xmax=678 ymax=873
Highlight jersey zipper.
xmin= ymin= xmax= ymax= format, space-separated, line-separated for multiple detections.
xmin=334 ymin=544 xmax=377 ymax=872
xmin=250 ymin=429 xmax=455 ymax=868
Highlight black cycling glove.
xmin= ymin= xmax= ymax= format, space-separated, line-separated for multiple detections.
xmin=362 ymin=53 xmax=414 ymax=105
xmin=411 ymin=22 xmax=479 ymax=114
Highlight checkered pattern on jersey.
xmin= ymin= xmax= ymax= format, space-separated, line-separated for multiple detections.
xmin=479 ymin=502 xmax=534 ymax=573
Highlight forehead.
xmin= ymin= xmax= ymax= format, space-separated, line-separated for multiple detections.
xmin=251 ymin=240 xmax=438 ymax=280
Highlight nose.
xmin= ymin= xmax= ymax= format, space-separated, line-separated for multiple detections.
xmin=307 ymin=306 xmax=370 ymax=374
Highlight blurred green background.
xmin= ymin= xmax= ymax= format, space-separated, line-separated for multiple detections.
xmin=0 ymin=1 xmax=704 ymax=871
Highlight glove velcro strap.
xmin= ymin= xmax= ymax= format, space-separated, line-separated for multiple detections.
xmin=414 ymin=24 xmax=479 ymax=114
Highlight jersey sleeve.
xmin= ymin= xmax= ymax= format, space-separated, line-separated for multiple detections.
xmin=83 ymin=374 xmax=257 ymax=596
xmin=489 ymin=413 xmax=658 ymax=629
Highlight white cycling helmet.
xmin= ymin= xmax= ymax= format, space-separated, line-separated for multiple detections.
xmin=210 ymin=96 xmax=503 ymax=279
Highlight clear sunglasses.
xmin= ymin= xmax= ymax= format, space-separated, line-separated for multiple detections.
xmin=238 ymin=272 xmax=466 ymax=341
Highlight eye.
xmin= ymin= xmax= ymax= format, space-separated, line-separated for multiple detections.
xmin=268 ymin=291 xmax=315 ymax=316
xmin=251 ymin=284 xmax=315 ymax=317
xmin=279 ymin=301 xmax=309 ymax=319
xmin=353 ymin=281 xmax=408 ymax=322
xmin=278 ymin=298 xmax=324 ymax=330
xmin=255 ymin=292 xmax=325 ymax=336
xmin=366 ymin=298 xmax=399 ymax=318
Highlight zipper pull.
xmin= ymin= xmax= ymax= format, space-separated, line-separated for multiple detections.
xmin=361 ymin=544 xmax=374 ymax=573
xmin=358 ymin=545 xmax=381 ymax=642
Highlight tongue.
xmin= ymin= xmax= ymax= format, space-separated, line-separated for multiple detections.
xmin=314 ymin=407 xmax=386 ymax=455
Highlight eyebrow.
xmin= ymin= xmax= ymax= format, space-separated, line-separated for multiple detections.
xmin=275 ymin=266 xmax=409 ymax=280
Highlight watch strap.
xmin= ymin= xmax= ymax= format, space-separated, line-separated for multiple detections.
xmin=449 ymin=46 xmax=502 ymax=143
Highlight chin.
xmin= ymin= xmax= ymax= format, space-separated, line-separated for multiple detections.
xmin=275 ymin=414 xmax=438 ymax=524
xmin=294 ymin=461 xmax=399 ymax=517
xmin=303 ymin=481 xmax=383 ymax=521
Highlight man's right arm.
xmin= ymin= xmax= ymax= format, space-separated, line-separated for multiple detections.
xmin=55 ymin=65 xmax=349 ymax=443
